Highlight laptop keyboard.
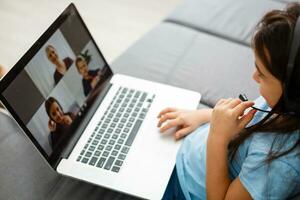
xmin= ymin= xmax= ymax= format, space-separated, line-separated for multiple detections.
xmin=76 ymin=86 xmax=155 ymax=173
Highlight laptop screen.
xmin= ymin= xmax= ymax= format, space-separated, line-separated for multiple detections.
xmin=0 ymin=4 xmax=113 ymax=164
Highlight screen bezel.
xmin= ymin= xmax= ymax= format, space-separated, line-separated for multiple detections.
xmin=0 ymin=3 xmax=113 ymax=167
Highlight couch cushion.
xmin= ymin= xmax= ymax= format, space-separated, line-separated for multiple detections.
xmin=0 ymin=110 xmax=136 ymax=200
xmin=165 ymin=0 xmax=285 ymax=46
xmin=111 ymin=22 xmax=259 ymax=107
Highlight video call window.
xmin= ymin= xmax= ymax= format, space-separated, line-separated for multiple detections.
xmin=3 ymin=14 xmax=108 ymax=156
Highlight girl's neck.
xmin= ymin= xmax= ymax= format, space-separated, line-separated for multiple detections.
xmin=55 ymin=60 xmax=67 ymax=74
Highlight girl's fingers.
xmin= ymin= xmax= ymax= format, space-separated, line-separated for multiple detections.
xmin=157 ymin=107 xmax=176 ymax=118
xmin=157 ymin=112 xmax=178 ymax=127
xmin=227 ymin=98 xmax=242 ymax=108
xmin=174 ymin=127 xmax=191 ymax=140
xmin=216 ymin=98 xmax=227 ymax=106
xmin=223 ymin=98 xmax=233 ymax=105
xmin=234 ymin=101 xmax=255 ymax=116
xmin=239 ymin=109 xmax=257 ymax=128
xmin=159 ymin=118 xmax=182 ymax=133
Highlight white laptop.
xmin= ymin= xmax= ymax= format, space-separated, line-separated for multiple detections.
xmin=0 ymin=4 xmax=200 ymax=199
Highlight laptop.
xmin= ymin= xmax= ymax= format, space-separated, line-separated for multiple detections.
xmin=0 ymin=3 xmax=200 ymax=199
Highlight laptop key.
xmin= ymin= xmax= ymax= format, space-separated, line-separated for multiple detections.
xmin=115 ymin=160 xmax=123 ymax=166
xmin=112 ymin=134 xmax=118 ymax=139
xmin=109 ymin=140 xmax=115 ymax=145
xmin=89 ymin=157 xmax=98 ymax=166
xmin=104 ymin=156 xmax=115 ymax=170
xmin=98 ymin=129 xmax=105 ymax=134
xmin=118 ymin=139 xmax=124 ymax=144
xmin=82 ymin=158 xmax=89 ymax=163
xmin=121 ymin=146 xmax=129 ymax=154
xmin=125 ymin=119 xmax=142 ymax=146
xmin=108 ymin=128 xmax=113 ymax=133
xmin=126 ymin=123 xmax=132 ymax=127
xmin=97 ymin=157 xmax=106 ymax=168
xmin=105 ymin=145 xmax=112 ymax=151
xmin=112 ymin=166 xmax=120 ymax=173
xmin=85 ymin=151 xmax=92 ymax=157
xmin=118 ymin=154 xmax=126 ymax=160
xmin=112 ymin=150 xmax=118 ymax=156
xmin=89 ymin=145 xmax=96 ymax=151
xmin=134 ymin=91 xmax=141 ymax=98
xmin=129 ymin=117 xmax=135 ymax=122
xmin=114 ymin=144 xmax=121 ymax=150
xmin=98 ymin=145 xmax=104 ymax=150
xmin=103 ymin=151 xmax=109 ymax=157
xmin=95 ymin=135 xmax=102 ymax=140
xmin=101 ymin=139 xmax=108 ymax=145
xmin=76 ymin=156 xmax=82 ymax=161
xmin=122 ymin=88 xmax=128 ymax=94
xmin=95 ymin=151 xmax=101 ymax=156
xmin=140 ymin=92 xmax=147 ymax=102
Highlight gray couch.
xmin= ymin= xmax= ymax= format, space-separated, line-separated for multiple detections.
xmin=1 ymin=0 xmax=299 ymax=199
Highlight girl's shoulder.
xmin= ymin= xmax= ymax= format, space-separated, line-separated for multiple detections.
xmin=248 ymin=130 xmax=300 ymax=174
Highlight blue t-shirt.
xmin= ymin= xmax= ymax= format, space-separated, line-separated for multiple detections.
xmin=176 ymin=96 xmax=300 ymax=200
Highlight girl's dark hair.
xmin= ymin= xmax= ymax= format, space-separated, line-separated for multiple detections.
xmin=45 ymin=97 xmax=63 ymax=122
xmin=75 ymin=55 xmax=85 ymax=70
xmin=229 ymin=3 xmax=300 ymax=163
xmin=75 ymin=50 xmax=92 ymax=69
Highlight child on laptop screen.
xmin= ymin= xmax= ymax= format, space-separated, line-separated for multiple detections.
xmin=75 ymin=55 xmax=101 ymax=96
xmin=45 ymin=97 xmax=75 ymax=149
xmin=159 ymin=3 xmax=300 ymax=200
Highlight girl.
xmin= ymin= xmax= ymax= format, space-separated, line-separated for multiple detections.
xmin=45 ymin=97 xmax=74 ymax=149
xmin=159 ymin=3 xmax=300 ymax=200
xmin=75 ymin=55 xmax=101 ymax=96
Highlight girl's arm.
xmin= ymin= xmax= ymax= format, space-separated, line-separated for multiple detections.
xmin=206 ymin=98 xmax=256 ymax=200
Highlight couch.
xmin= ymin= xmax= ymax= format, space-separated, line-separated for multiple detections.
xmin=1 ymin=0 xmax=299 ymax=199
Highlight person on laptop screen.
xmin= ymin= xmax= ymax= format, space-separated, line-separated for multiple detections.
xmin=45 ymin=97 xmax=75 ymax=148
xmin=75 ymin=54 xmax=101 ymax=96
xmin=45 ymin=45 xmax=73 ymax=85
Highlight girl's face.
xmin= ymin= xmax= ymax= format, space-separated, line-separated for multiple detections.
xmin=76 ymin=59 xmax=89 ymax=77
xmin=46 ymin=46 xmax=59 ymax=64
xmin=49 ymin=101 xmax=64 ymax=124
xmin=253 ymin=50 xmax=283 ymax=108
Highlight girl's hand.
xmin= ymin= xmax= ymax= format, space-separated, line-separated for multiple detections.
xmin=209 ymin=98 xmax=256 ymax=144
xmin=157 ymin=107 xmax=212 ymax=140
xmin=48 ymin=119 xmax=56 ymax=132
xmin=63 ymin=115 xmax=73 ymax=125
xmin=91 ymin=76 xmax=100 ymax=88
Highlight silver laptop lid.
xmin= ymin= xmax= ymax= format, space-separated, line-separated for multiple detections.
xmin=0 ymin=3 xmax=113 ymax=167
